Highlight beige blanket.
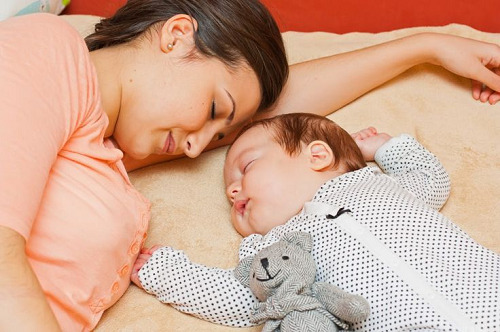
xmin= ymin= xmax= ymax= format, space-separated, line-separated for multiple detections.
xmin=62 ymin=15 xmax=500 ymax=331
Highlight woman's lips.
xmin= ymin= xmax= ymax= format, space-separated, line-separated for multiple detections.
xmin=163 ymin=132 xmax=175 ymax=154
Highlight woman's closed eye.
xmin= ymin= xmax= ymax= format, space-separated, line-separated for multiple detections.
xmin=211 ymin=133 xmax=225 ymax=142
xmin=209 ymin=100 xmax=225 ymax=142
xmin=210 ymin=100 xmax=217 ymax=120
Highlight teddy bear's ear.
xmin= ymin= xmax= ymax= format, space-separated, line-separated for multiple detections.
xmin=283 ymin=231 xmax=313 ymax=252
xmin=234 ymin=256 xmax=254 ymax=287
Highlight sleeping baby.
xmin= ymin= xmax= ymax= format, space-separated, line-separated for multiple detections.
xmin=132 ymin=113 xmax=500 ymax=331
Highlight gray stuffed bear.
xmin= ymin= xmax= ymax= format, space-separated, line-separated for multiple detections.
xmin=234 ymin=231 xmax=370 ymax=332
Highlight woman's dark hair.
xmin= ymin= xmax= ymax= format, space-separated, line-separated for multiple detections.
xmin=85 ymin=0 xmax=288 ymax=112
xmin=234 ymin=113 xmax=367 ymax=172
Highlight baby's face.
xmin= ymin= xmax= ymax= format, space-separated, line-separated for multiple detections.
xmin=224 ymin=126 xmax=320 ymax=236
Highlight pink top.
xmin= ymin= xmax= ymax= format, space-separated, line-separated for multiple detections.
xmin=0 ymin=14 xmax=150 ymax=331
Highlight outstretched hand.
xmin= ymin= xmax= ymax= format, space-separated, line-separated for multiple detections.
xmin=352 ymin=127 xmax=392 ymax=162
xmin=429 ymin=33 xmax=500 ymax=104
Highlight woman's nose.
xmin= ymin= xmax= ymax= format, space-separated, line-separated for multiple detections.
xmin=184 ymin=129 xmax=215 ymax=158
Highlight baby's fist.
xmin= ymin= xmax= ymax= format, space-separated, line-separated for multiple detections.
xmin=352 ymin=127 xmax=392 ymax=161
xmin=130 ymin=245 xmax=162 ymax=288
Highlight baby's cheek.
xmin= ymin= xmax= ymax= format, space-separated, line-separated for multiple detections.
xmin=230 ymin=207 xmax=238 ymax=226
xmin=230 ymin=207 xmax=245 ymax=235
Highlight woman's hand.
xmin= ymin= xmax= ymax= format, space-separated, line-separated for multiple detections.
xmin=472 ymin=68 xmax=500 ymax=104
xmin=131 ymin=245 xmax=162 ymax=288
xmin=427 ymin=33 xmax=500 ymax=104
xmin=352 ymin=127 xmax=392 ymax=162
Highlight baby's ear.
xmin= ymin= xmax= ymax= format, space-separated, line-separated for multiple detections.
xmin=306 ymin=140 xmax=334 ymax=171
xmin=234 ymin=256 xmax=254 ymax=287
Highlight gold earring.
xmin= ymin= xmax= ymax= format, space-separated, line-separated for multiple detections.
xmin=167 ymin=43 xmax=174 ymax=51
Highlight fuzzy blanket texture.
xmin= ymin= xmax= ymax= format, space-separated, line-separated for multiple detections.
xmin=62 ymin=15 xmax=500 ymax=332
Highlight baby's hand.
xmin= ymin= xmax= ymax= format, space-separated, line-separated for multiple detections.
xmin=131 ymin=245 xmax=162 ymax=289
xmin=351 ymin=127 xmax=392 ymax=162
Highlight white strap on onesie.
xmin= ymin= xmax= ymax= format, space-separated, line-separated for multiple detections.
xmin=302 ymin=201 xmax=478 ymax=332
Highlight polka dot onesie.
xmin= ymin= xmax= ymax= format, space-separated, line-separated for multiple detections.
xmin=139 ymin=134 xmax=500 ymax=331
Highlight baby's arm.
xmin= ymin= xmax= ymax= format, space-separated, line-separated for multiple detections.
xmin=133 ymin=246 xmax=257 ymax=327
xmin=353 ymin=127 xmax=450 ymax=210
xmin=373 ymin=132 xmax=451 ymax=210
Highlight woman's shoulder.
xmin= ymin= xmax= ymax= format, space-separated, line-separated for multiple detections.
xmin=2 ymin=12 xmax=77 ymax=31
xmin=1 ymin=13 xmax=86 ymax=52
xmin=0 ymin=13 xmax=102 ymax=138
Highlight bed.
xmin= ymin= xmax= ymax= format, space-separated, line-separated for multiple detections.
xmin=59 ymin=14 xmax=500 ymax=332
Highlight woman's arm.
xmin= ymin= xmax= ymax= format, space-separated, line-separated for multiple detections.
xmin=263 ymin=32 xmax=500 ymax=119
xmin=0 ymin=226 xmax=61 ymax=331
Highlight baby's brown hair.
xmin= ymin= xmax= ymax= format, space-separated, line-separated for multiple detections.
xmin=235 ymin=113 xmax=366 ymax=172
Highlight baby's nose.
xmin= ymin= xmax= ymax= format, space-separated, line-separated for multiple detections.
xmin=226 ymin=183 xmax=240 ymax=203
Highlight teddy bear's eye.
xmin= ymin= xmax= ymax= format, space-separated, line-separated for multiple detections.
xmin=282 ymin=256 xmax=289 ymax=260
xmin=253 ymin=273 xmax=256 ymax=278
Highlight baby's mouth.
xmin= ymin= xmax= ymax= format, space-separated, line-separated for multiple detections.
xmin=235 ymin=199 xmax=248 ymax=216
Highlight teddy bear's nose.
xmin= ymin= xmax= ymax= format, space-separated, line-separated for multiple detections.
xmin=260 ymin=258 xmax=269 ymax=269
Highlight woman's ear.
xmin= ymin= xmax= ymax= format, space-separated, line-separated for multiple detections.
xmin=306 ymin=140 xmax=334 ymax=171
xmin=159 ymin=14 xmax=198 ymax=54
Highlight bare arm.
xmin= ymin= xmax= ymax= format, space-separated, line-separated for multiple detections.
xmin=0 ymin=226 xmax=61 ymax=331
xmin=263 ymin=32 xmax=500 ymax=119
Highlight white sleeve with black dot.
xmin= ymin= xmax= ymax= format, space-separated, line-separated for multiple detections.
xmin=374 ymin=134 xmax=451 ymax=210
xmin=138 ymin=247 xmax=258 ymax=327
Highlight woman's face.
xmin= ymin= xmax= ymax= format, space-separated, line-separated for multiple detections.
xmin=113 ymin=55 xmax=261 ymax=160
